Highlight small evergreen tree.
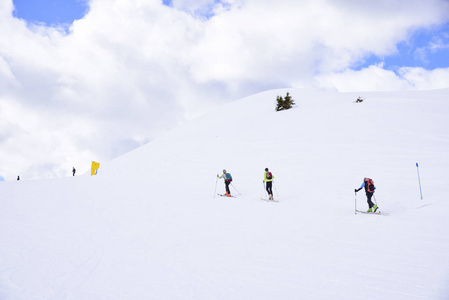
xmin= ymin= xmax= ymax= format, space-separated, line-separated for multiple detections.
xmin=276 ymin=95 xmax=284 ymax=111
xmin=276 ymin=92 xmax=295 ymax=111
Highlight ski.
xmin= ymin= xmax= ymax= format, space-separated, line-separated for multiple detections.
xmin=356 ymin=209 xmax=380 ymax=214
xmin=217 ymin=193 xmax=236 ymax=198
xmin=261 ymin=197 xmax=279 ymax=202
xmin=355 ymin=209 xmax=387 ymax=215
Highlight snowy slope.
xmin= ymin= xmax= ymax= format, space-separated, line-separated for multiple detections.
xmin=1 ymin=88 xmax=449 ymax=299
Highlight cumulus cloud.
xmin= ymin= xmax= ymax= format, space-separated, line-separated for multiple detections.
xmin=0 ymin=0 xmax=449 ymax=179
xmin=400 ymin=67 xmax=449 ymax=89
xmin=315 ymin=64 xmax=449 ymax=91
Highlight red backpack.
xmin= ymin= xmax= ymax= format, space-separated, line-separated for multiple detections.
xmin=365 ymin=178 xmax=375 ymax=192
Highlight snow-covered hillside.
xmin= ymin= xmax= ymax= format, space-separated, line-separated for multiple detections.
xmin=1 ymin=88 xmax=449 ymax=299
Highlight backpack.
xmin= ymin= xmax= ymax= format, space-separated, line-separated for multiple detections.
xmin=225 ymin=173 xmax=232 ymax=181
xmin=365 ymin=178 xmax=375 ymax=192
xmin=266 ymin=172 xmax=273 ymax=179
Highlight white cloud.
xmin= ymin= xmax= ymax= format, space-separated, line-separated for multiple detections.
xmin=0 ymin=55 xmax=18 ymax=89
xmin=0 ymin=0 xmax=449 ymax=179
xmin=186 ymin=0 xmax=449 ymax=83
xmin=400 ymin=67 xmax=449 ymax=89
xmin=315 ymin=64 xmax=449 ymax=91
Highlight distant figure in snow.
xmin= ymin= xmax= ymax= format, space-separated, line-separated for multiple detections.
xmin=263 ymin=168 xmax=275 ymax=200
xmin=355 ymin=177 xmax=378 ymax=212
xmin=217 ymin=169 xmax=232 ymax=197
xmin=72 ymin=167 xmax=76 ymax=176
xmin=17 ymin=175 xmax=20 ymax=180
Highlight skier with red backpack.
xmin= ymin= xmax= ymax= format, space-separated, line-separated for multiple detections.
xmin=263 ymin=168 xmax=275 ymax=200
xmin=355 ymin=177 xmax=378 ymax=212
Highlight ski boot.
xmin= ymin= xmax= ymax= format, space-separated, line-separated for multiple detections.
xmin=373 ymin=205 xmax=379 ymax=212
xmin=367 ymin=207 xmax=373 ymax=212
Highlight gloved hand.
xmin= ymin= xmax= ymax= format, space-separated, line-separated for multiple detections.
xmin=354 ymin=188 xmax=361 ymax=193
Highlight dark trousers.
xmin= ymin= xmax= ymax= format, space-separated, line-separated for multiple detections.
xmin=225 ymin=180 xmax=231 ymax=194
xmin=266 ymin=181 xmax=273 ymax=196
xmin=366 ymin=192 xmax=374 ymax=208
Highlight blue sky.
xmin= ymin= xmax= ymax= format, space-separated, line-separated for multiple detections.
xmin=13 ymin=0 xmax=88 ymax=26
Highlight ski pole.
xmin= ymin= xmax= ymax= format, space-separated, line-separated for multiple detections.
xmin=230 ymin=183 xmax=242 ymax=195
xmin=355 ymin=191 xmax=357 ymax=214
xmin=214 ymin=176 xmax=218 ymax=197
xmin=416 ymin=162 xmax=423 ymax=200
xmin=263 ymin=181 xmax=266 ymax=197
xmin=273 ymin=180 xmax=279 ymax=198
xmin=373 ymin=194 xmax=378 ymax=206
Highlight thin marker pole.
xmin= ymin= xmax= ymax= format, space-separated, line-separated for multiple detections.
xmin=416 ymin=162 xmax=423 ymax=200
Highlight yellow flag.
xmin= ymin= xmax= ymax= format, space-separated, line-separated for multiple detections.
xmin=91 ymin=161 xmax=100 ymax=176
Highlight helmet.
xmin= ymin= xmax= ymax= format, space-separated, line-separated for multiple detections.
xmin=265 ymin=168 xmax=269 ymax=171
xmin=223 ymin=169 xmax=226 ymax=173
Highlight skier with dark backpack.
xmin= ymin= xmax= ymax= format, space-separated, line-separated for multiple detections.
xmin=355 ymin=177 xmax=378 ymax=212
xmin=217 ymin=169 xmax=233 ymax=197
xmin=263 ymin=168 xmax=275 ymax=200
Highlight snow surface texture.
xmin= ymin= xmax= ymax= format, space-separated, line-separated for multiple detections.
xmin=1 ymin=88 xmax=449 ymax=299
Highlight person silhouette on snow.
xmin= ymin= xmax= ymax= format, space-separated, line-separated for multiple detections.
xmin=263 ymin=168 xmax=275 ymax=200
xmin=217 ymin=169 xmax=232 ymax=197
xmin=72 ymin=167 xmax=76 ymax=176
xmin=355 ymin=177 xmax=378 ymax=212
